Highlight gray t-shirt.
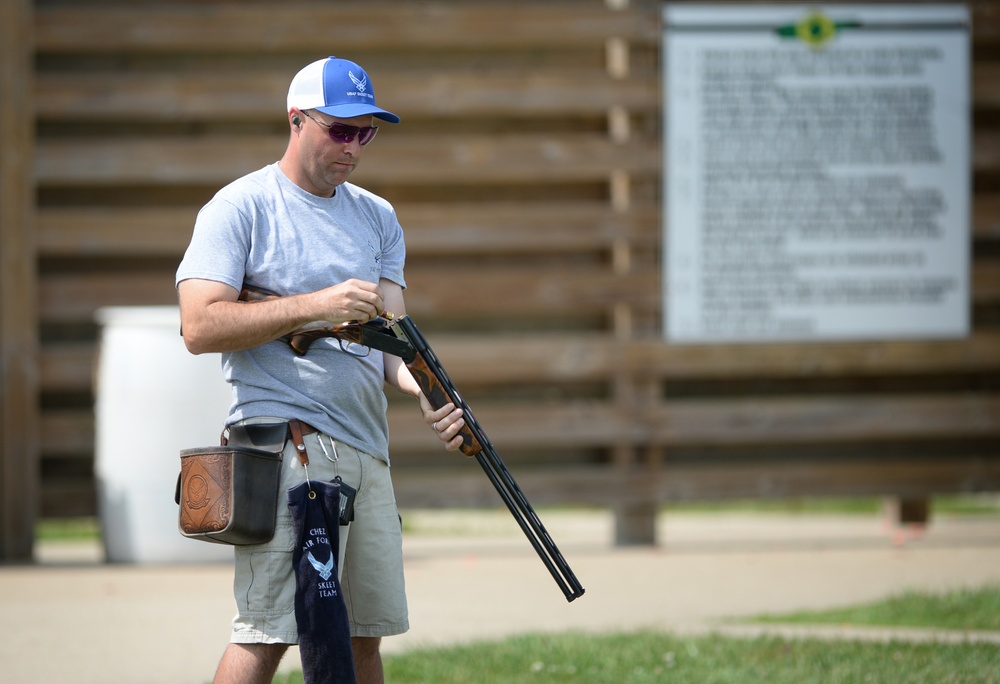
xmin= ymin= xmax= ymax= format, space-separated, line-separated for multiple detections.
xmin=175 ymin=163 xmax=406 ymax=462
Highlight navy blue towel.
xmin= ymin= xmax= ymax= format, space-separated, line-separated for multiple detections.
xmin=287 ymin=480 xmax=356 ymax=684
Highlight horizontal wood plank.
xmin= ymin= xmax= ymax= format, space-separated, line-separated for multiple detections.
xmin=35 ymin=134 xmax=660 ymax=186
xmin=42 ymin=453 xmax=1000 ymax=515
xmin=36 ymin=201 xmax=659 ymax=258
xmin=972 ymin=1 xmax=1000 ymax=47
xmin=385 ymin=395 xmax=1000 ymax=454
xmin=40 ymin=410 xmax=92 ymax=458
xmin=390 ymin=456 xmax=1000 ymax=508
xmin=637 ymin=456 xmax=1000 ymax=503
xmin=974 ymin=194 xmax=1000 ymax=240
xmin=39 ymin=343 xmax=94 ymax=393
xmin=36 ymin=69 xmax=657 ymax=121
xmin=39 ymin=265 xmax=658 ymax=324
xmin=34 ymin=57 xmax=999 ymax=123
xmin=39 ymin=410 xmax=93 ymax=456
xmin=33 ymin=129 xmax=999 ymax=188
xmin=40 ymin=272 xmax=178 ymax=322
xmin=974 ymin=62 xmax=1000 ymax=111
xmin=36 ymin=1 xmax=1000 ymax=56
xmin=40 ymin=329 xmax=1000 ymax=395
xmin=37 ymin=207 xmax=198 ymax=257
xmin=41 ymin=393 xmax=1000 ymax=458
xmin=403 ymin=264 xmax=658 ymax=320
xmin=974 ymin=128 xmax=1000 ymax=174
xmin=975 ymin=259 xmax=1000 ymax=303
xmin=35 ymin=3 xmax=658 ymax=53
xmin=39 ymin=258 xmax=998 ymax=326
xmin=634 ymin=331 xmax=1000 ymax=380
xmin=36 ymin=192 xmax=1000 ymax=261
xmin=40 ymin=480 xmax=96 ymax=518
xmin=642 ymin=394 xmax=1000 ymax=448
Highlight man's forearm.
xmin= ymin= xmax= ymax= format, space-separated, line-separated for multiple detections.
xmin=205 ymin=299 xmax=314 ymax=352
xmin=384 ymin=353 xmax=421 ymax=397
xmin=180 ymin=285 xmax=320 ymax=354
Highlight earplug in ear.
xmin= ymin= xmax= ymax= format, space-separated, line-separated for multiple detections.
xmin=292 ymin=116 xmax=302 ymax=126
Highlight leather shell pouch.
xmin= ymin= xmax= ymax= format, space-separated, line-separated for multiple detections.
xmin=175 ymin=422 xmax=287 ymax=545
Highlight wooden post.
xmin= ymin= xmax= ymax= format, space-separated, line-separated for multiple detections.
xmin=0 ymin=0 xmax=40 ymax=561
xmin=606 ymin=8 xmax=657 ymax=545
xmin=884 ymin=496 xmax=931 ymax=526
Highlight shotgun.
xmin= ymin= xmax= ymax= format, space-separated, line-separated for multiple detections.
xmin=392 ymin=315 xmax=585 ymax=601
xmin=238 ymin=287 xmax=586 ymax=601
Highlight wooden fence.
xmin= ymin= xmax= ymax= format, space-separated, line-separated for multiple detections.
xmin=1 ymin=0 xmax=998 ymax=558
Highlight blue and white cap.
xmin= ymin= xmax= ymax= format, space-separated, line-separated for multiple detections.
xmin=287 ymin=56 xmax=400 ymax=124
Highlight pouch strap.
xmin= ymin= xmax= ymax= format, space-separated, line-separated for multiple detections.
xmin=288 ymin=418 xmax=310 ymax=467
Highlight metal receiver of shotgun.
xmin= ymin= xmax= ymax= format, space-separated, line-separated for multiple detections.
xmin=237 ymin=287 xmax=586 ymax=601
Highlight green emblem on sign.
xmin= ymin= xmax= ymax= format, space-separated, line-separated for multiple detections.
xmin=776 ymin=12 xmax=860 ymax=48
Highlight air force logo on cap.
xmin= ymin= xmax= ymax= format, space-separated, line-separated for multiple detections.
xmin=348 ymin=71 xmax=368 ymax=93
xmin=287 ymin=56 xmax=400 ymax=124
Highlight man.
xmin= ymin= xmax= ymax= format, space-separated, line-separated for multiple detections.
xmin=176 ymin=56 xmax=465 ymax=684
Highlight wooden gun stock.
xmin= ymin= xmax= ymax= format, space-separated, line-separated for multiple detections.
xmin=404 ymin=352 xmax=483 ymax=457
xmin=238 ymin=287 xmax=274 ymax=304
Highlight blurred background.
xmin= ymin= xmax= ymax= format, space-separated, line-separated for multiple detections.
xmin=1 ymin=0 xmax=998 ymax=563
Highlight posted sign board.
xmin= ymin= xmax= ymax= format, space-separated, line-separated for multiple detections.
xmin=663 ymin=5 xmax=970 ymax=342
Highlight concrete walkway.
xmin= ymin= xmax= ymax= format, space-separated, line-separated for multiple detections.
xmin=2 ymin=509 xmax=999 ymax=683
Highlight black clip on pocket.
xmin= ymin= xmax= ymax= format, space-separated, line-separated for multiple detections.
xmin=334 ymin=476 xmax=357 ymax=526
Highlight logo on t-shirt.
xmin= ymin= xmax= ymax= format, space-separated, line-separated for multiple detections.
xmin=369 ymin=240 xmax=382 ymax=277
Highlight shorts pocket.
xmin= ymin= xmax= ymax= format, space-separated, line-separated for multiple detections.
xmin=233 ymin=512 xmax=296 ymax=617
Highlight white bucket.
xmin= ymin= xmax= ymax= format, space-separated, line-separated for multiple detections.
xmin=94 ymin=306 xmax=233 ymax=563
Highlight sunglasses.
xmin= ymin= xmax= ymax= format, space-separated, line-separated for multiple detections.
xmin=301 ymin=110 xmax=379 ymax=146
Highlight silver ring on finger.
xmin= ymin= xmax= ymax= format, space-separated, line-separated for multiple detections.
xmin=433 ymin=422 xmax=438 ymax=432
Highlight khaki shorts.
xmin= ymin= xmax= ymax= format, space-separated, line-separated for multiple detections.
xmin=229 ymin=419 xmax=408 ymax=643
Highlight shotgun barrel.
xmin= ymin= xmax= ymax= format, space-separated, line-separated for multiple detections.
xmin=395 ymin=315 xmax=585 ymax=602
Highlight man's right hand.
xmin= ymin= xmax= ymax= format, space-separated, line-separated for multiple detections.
xmin=177 ymin=278 xmax=384 ymax=355
xmin=313 ymin=279 xmax=385 ymax=324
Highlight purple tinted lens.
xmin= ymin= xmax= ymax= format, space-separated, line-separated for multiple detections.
xmin=327 ymin=123 xmax=378 ymax=146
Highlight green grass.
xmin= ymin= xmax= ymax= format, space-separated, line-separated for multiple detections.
xmin=386 ymin=632 xmax=999 ymax=684
xmin=272 ymin=587 xmax=1000 ymax=684
xmin=751 ymin=585 xmax=1000 ymax=632
xmin=662 ymin=497 xmax=883 ymax=515
xmin=934 ymin=494 xmax=1000 ymax=516
xmin=661 ymin=494 xmax=1000 ymax=517
xmin=34 ymin=516 xmax=100 ymax=542
xmin=272 ymin=631 xmax=1000 ymax=684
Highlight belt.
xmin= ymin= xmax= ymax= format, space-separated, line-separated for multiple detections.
xmin=296 ymin=421 xmax=321 ymax=437
xmin=287 ymin=418 xmax=318 ymax=467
